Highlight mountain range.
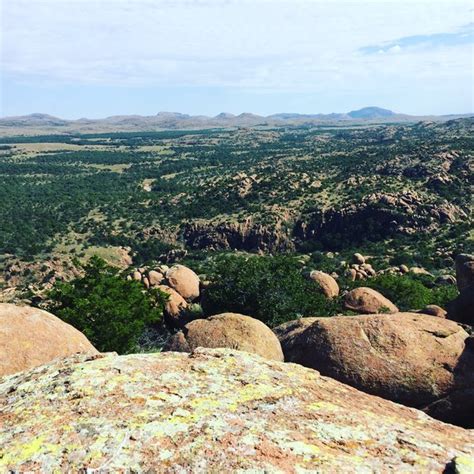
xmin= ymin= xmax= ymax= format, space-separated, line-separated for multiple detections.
xmin=0 ymin=107 xmax=472 ymax=135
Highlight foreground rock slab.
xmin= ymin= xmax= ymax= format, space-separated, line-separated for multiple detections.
xmin=0 ymin=303 xmax=98 ymax=377
xmin=275 ymin=313 xmax=474 ymax=427
xmin=0 ymin=349 xmax=472 ymax=472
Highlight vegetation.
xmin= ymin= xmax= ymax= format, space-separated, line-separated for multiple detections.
xmin=45 ymin=256 xmax=167 ymax=353
xmin=202 ymin=254 xmax=340 ymax=327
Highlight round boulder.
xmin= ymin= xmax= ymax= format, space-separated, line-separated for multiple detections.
xmin=275 ymin=313 xmax=474 ymax=427
xmin=309 ymin=270 xmax=339 ymax=298
xmin=166 ymin=264 xmax=200 ymax=301
xmin=148 ymin=270 xmax=164 ymax=287
xmin=158 ymin=285 xmax=188 ymax=327
xmin=418 ymin=304 xmax=447 ymax=318
xmin=353 ymin=253 xmax=365 ymax=264
xmin=344 ymin=287 xmax=398 ymax=314
xmin=164 ymin=313 xmax=283 ymax=361
xmin=0 ymin=303 xmax=98 ymax=377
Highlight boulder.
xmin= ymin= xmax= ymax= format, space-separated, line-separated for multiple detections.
xmin=0 ymin=303 xmax=98 ymax=377
xmin=456 ymin=254 xmax=474 ymax=291
xmin=447 ymin=283 xmax=474 ymax=326
xmin=418 ymin=304 xmax=447 ymax=318
xmin=132 ymin=270 xmax=142 ymax=282
xmin=0 ymin=349 xmax=472 ymax=472
xmin=165 ymin=264 xmax=200 ymax=301
xmin=344 ymin=287 xmax=398 ymax=314
xmin=275 ymin=313 xmax=474 ymax=427
xmin=353 ymin=252 xmax=365 ymax=264
xmin=164 ymin=313 xmax=283 ymax=361
xmin=148 ymin=270 xmax=164 ymax=287
xmin=309 ymin=270 xmax=339 ymax=298
xmin=158 ymin=285 xmax=188 ymax=327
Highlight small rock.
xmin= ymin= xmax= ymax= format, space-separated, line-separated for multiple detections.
xmin=344 ymin=287 xmax=398 ymax=314
xmin=353 ymin=253 xmax=365 ymax=264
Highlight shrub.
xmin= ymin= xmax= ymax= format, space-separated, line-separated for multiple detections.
xmin=45 ymin=256 xmax=167 ymax=354
xmin=349 ymin=274 xmax=458 ymax=311
xmin=202 ymin=254 xmax=340 ymax=327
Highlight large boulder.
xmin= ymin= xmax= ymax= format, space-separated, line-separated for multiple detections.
xmin=165 ymin=264 xmax=200 ymax=301
xmin=309 ymin=270 xmax=339 ymax=298
xmin=0 ymin=349 xmax=472 ymax=472
xmin=164 ymin=313 xmax=283 ymax=361
xmin=456 ymin=254 xmax=474 ymax=291
xmin=276 ymin=313 xmax=474 ymax=427
xmin=447 ymin=283 xmax=474 ymax=326
xmin=157 ymin=285 xmax=188 ymax=327
xmin=344 ymin=287 xmax=398 ymax=314
xmin=0 ymin=303 xmax=98 ymax=377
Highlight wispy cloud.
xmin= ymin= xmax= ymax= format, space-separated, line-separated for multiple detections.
xmin=359 ymin=22 xmax=474 ymax=54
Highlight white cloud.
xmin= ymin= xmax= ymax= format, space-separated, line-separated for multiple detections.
xmin=1 ymin=0 xmax=472 ymax=93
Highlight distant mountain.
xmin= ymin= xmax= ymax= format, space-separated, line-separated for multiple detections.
xmin=348 ymin=107 xmax=396 ymax=119
xmin=0 ymin=108 xmax=472 ymax=136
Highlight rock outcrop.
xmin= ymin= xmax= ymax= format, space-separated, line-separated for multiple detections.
xmin=344 ymin=287 xmax=398 ymax=314
xmin=447 ymin=283 xmax=474 ymax=326
xmin=0 ymin=349 xmax=472 ymax=472
xmin=164 ymin=313 xmax=284 ymax=361
xmin=0 ymin=303 xmax=98 ymax=377
xmin=275 ymin=313 xmax=474 ymax=427
xmin=456 ymin=254 xmax=474 ymax=291
xmin=309 ymin=270 xmax=339 ymax=298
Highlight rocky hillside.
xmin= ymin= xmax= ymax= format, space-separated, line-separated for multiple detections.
xmin=1 ymin=349 xmax=472 ymax=472
xmin=0 ymin=118 xmax=472 ymax=293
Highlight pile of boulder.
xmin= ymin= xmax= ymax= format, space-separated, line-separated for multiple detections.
xmin=128 ymin=264 xmax=201 ymax=327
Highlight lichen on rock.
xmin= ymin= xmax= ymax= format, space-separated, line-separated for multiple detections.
xmin=0 ymin=349 xmax=472 ymax=472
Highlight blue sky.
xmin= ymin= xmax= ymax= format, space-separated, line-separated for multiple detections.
xmin=1 ymin=0 xmax=473 ymax=118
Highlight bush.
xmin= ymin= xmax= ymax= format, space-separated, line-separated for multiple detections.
xmin=350 ymin=274 xmax=458 ymax=311
xmin=45 ymin=256 xmax=168 ymax=353
xmin=202 ymin=254 xmax=340 ymax=327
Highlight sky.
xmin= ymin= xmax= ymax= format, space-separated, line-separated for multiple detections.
xmin=0 ymin=0 xmax=473 ymax=118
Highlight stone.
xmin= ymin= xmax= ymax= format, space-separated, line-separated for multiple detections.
xmin=132 ymin=270 xmax=142 ymax=282
xmin=418 ymin=304 xmax=447 ymax=318
xmin=309 ymin=270 xmax=339 ymax=298
xmin=164 ymin=313 xmax=283 ymax=361
xmin=344 ymin=287 xmax=398 ymax=314
xmin=0 ymin=303 xmax=98 ymax=377
xmin=447 ymin=283 xmax=474 ymax=326
xmin=456 ymin=254 xmax=474 ymax=291
xmin=399 ymin=264 xmax=409 ymax=274
xmin=157 ymin=285 xmax=188 ymax=327
xmin=410 ymin=267 xmax=432 ymax=276
xmin=275 ymin=313 xmax=474 ymax=427
xmin=0 ymin=349 xmax=471 ymax=471
xmin=148 ymin=270 xmax=164 ymax=287
xmin=346 ymin=268 xmax=357 ymax=281
xmin=436 ymin=274 xmax=457 ymax=286
xmin=353 ymin=252 xmax=365 ymax=264
xmin=165 ymin=264 xmax=200 ymax=301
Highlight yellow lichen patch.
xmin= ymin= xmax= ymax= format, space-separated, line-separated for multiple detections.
xmin=308 ymin=401 xmax=339 ymax=412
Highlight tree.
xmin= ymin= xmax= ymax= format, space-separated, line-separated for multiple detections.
xmin=202 ymin=254 xmax=339 ymax=327
xmin=45 ymin=256 xmax=167 ymax=353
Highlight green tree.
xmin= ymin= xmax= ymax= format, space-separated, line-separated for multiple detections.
xmin=203 ymin=254 xmax=340 ymax=327
xmin=45 ymin=256 xmax=167 ymax=353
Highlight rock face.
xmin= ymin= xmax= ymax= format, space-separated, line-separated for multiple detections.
xmin=0 ymin=303 xmax=98 ymax=377
xmin=165 ymin=264 xmax=200 ymax=301
xmin=447 ymin=283 xmax=474 ymax=326
xmin=456 ymin=254 xmax=474 ymax=291
xmin=275 ymin=313 xmax=474 ymax=427
xmin=0 ymin=349 xmax=472 ymax=472
xmin=309 ymin=270 xmax=339 ymax=298
xmin=164 ymin=313 xmax=284 ymax=362
xmin=344 ymin=287 xmax=398 ymax=314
